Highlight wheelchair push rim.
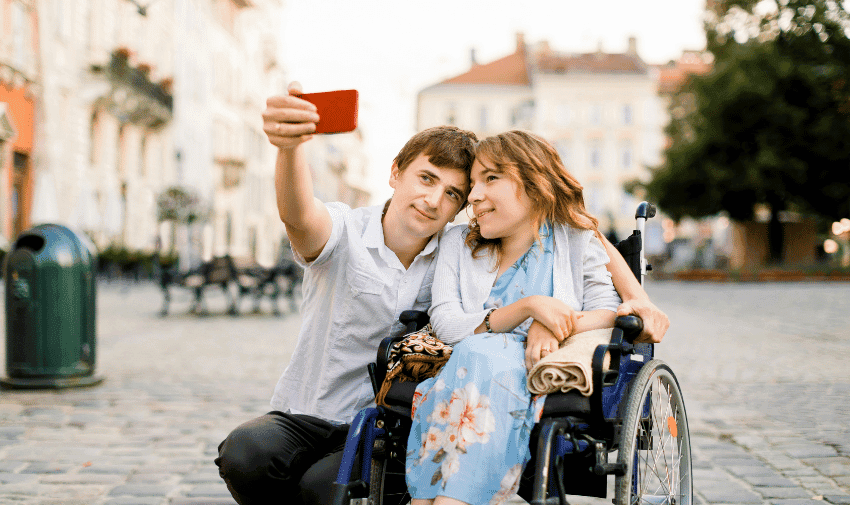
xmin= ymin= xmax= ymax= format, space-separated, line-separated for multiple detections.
xmin=615 ymin=359 xmax=692 ymax=505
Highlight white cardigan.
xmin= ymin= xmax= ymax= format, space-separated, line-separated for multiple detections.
xmin=429 ymin=224 xmax=621 ymax=344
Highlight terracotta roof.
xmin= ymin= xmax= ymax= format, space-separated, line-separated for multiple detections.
xmin=537 ymin=52 xmax=647 ymax=74
xmin=656 ymin=53 xmax=713 ymax=94
xmin=440 ymin=50 xmax=530 ymax=86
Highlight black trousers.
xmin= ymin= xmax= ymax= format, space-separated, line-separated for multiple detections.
xmin=215 ymin=411 xmax=354 ymax=505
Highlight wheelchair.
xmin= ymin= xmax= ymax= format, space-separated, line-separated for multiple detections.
xmin=331 ymin=202 xmax=692 ymax=505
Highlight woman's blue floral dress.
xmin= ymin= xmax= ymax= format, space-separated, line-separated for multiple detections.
xmin=406 ymin=225 xmax=555 ymax=505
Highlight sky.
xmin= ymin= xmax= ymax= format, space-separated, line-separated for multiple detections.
xmin=280 ymin=0 xmax=708 ymax=203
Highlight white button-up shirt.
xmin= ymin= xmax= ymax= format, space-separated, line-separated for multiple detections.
xmin=270 ymin=203 xmax=441 ymax=424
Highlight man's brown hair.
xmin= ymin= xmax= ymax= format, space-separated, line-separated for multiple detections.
xmin=393 ymin=126 xmax=478 ymax=176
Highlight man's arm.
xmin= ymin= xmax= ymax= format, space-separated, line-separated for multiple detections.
xmin=263 ymin=82 xmax=332 ymax=262
xmin=601 ymin=235 xmax=670 ymax=344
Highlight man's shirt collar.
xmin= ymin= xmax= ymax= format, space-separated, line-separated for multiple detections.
xmin=363 ymin=205 xmax=441 ymax=261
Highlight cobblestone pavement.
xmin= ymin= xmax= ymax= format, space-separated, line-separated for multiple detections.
xmin=0 ymin=280 xmax=848 ymax=504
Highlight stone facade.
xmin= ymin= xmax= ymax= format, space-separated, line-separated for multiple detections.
xmin=0 ymin=0 xmax=331 ymax=271
xmin=0 ymin=0 xmax=39 ymax=244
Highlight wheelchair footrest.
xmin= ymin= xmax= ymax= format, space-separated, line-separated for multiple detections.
xmin=592 ymin=441 xmax=626 ymax=476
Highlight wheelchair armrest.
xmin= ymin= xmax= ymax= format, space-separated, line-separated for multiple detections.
xmin=589 ymin=315 xmax=645 ymax=423
xmin=399 ymin=310 xmax=430 ymax=333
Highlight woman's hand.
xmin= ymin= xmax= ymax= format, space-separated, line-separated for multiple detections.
xmin=525 ymin=296 xmax=580 ymax=342
xmin=525 ymin=321 xmax=561 ymax=371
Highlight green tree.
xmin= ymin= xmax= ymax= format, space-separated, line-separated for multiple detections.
xmin=643 ymin=0 xmax=850 ymax=261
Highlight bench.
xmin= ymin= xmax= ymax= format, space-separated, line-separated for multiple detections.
xmin=159 ymin=255 xmax=302 ymax=316
xmin=160 ymin=255 xmax=240 ymax=316
xmin=231 ymin=257 xmax=302 ymax=315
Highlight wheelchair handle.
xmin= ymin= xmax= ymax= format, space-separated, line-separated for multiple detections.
xmin=635 ymin=201 xmax=656 ymax=220
xmin=615 ymin=314 xmax=643 ymax=344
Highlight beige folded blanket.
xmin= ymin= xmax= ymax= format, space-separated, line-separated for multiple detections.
xmin=526 ymin=328 xmax=613 ymax=397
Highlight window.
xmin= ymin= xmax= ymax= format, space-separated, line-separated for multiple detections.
xmin=589 ymin=141 xmax=602 ymax=169
xmin=56 ymin=0 xmax=71 ymax=40
xmin=139 ymin=135 xmax=148 ymax=177
xmin=12 ymin=1 xmax=29 ymax=70
xmin=621 ymin=142 xmax=633 ymax=170
xmin=585 ymin=184 xmax=602 ymax=215
xmin=589 ymin=103 xmax=602 ymax=126
xmin=556 ymin=104 xmax=570 ymax=126
xmin=510 ymin=100 xmax=534 ymax=127
xmin=622 ymin=104 xmax=633 ymax=125
xmin=117 ymin=124 xmax=128 ymax=176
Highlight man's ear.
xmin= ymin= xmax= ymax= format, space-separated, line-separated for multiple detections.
xmin=389 ymin=162 xmax=400 ymax=189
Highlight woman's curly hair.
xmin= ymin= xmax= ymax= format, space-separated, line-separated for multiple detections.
xmin=465 ymin=130 xmax=599 ymax=260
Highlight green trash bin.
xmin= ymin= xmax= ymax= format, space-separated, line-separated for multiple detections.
xmin=1 ymin=224 xmax=103 ymax=389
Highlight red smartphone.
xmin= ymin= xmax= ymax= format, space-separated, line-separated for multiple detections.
xmin=298 ymin=89 xmax=359 ymax=134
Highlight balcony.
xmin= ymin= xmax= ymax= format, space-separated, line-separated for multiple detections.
xmin=96 ymin=50 xmax=172 ymax=128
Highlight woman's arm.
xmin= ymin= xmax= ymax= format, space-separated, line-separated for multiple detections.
xmin=600 ymin=235 xmax=670 ymax=343
xmin=572 ymin=308 xmax=616 ymax=334
xmin=470 ymin=296 xmax=575 ymax=339
xmin=428 ymin=228 xmax=493 ymax=344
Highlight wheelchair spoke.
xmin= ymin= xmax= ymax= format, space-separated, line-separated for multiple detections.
xmin=633 ymin=373 xmax=686 ymax=505
xmin=611 ymin=361 xmax=692 ymax=505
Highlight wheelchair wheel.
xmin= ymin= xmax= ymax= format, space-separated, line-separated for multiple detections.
xmin=367 ymin=440 xmax=410 ymax=505
xmin=615 ymin=360 xmax=692 ymax=505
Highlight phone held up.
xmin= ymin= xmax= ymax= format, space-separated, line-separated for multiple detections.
xmin=297 ymin=89 xmax=358 ymax=134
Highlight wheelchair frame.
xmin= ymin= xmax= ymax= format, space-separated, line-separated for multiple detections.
xmin=332 ymin=202 xmax=692 ymax=505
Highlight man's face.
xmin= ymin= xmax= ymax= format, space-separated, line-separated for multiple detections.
xmin=387 ymin=154 xmax=469 ymax=239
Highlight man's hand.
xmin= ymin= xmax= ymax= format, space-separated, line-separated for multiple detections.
xmin=617 ymin=298 xmax=669 ymax=344
xmin=525 ymin=321 xmax=561 ymax=371
xmin=262 ymin=82 xmax=320 ymax=150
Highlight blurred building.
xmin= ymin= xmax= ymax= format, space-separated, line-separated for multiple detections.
xmin=0 ymin=0 xmax=39 ymax=245
xmin=0 ymin=0 xmax=369 ymax=271
xmin=304 ymin=130 xmax=371 ymax=210
xmin=195 ymin=0 xmax=289 ymax=268
xmin=417 ymin=34 xmax=667 ymax=239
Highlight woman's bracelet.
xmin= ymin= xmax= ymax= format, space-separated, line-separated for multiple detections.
xmin=484 ymin=308 xmax=497 ymax=333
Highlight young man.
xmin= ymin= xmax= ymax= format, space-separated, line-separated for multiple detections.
xmin=215 ymin=83 xmax=669 ymax=505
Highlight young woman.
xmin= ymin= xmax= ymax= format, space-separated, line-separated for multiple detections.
xmin=405 ymin=131 xmax=621 ymax=505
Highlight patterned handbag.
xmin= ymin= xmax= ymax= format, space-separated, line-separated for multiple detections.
xmin=375 ymin=324 xmax=452 ymax=407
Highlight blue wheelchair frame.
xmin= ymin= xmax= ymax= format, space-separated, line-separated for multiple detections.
xmin=331 ymin=202 xmax=691 ymax=505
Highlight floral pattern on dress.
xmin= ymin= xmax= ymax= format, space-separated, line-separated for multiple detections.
xmin=406 ymin=223 xmax=556 ymax=505
xmin=417 ymin=382 xmax=497 ymax=486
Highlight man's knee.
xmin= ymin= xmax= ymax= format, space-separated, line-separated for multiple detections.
xmin=299 ymin=449 xmax=346 ymax=505
xmin=216 ymin=416 xmax=306 ymax=490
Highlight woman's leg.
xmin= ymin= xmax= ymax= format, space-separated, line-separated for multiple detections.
xmin=407 ymin=334 xmax=531 ymax=505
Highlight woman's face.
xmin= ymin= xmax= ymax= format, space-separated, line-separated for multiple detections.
xmin=468 ymin=156 xmax=536 ymax=241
